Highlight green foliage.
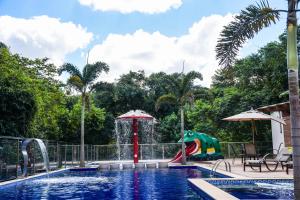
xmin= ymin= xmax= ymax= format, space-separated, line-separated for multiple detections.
xmin=61 ymin=102 xmax=106 ymax=144
xmin=0 ymin=48 xmax=37 ymax=136
xmin=188 ymin=31 xmax=290 ymax=142
xmin=216 ymin=0 xmax=280 ymax=66
xmin=83 ymin=62 xmax=109 ymax=85
xmin=30 ymin=86 xmax=67 ymax=139
xmin=155 ymin=94 xmax=177 ymax=111
xmin=0 ymin=26 xmax=295 ymax=145
xmin=187 ymin=99 xmax=215 ymax=134
xmin=114 ymin=71 xmax=147 ymax=114
xmin=0 ymin=42 xmax=7 ymax=49
xmin=0 ymin=46 xmax=69 ymax=139
xmin=157 ymin=113 xmax=181 ymax=142
xmin=58 ymin=63 xmax=83 ymax=80
xmin=145 ymin=72 xmax=178 ymax=117
xmin=155 ymin=71 xmax=203 ymax=109
xmin=59 ymin=61 xmax=109 ymax=94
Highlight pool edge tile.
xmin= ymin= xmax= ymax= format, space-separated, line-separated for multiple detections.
xmin=0 ymin=168 xmax=68 ymax=187
xmin=193 ymin=163 xmax=246 ymax=179
xmin=188 ymin=178 xmax=239 ymax=200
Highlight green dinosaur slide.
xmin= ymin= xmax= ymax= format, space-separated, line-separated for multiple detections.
xmin=170 ymin=130 xmax=223 ymax=163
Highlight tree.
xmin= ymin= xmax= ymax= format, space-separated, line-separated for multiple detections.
xmin=216 ymin=0 xmax=300 ymax=196
xmin=0 ymin=47 xmax=37 ymax=136
xmin=155 ymin=71 xmax=203 ymax=164
xmin=114 ymin=70 xmax=148 ymax=114
xmin=58 ymin=62 xmax=109 ymax=167
xmin=64 ymin=102 xmax=106 ymax=144
xmin=0 ymin=44 xmax=66 ymax=139
xmin=146 ymin=72 xmax=179 ymax=118
xmin=158 ymin=113 xmax=181 ymax=143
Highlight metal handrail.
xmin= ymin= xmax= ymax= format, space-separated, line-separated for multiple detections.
xmin=210 ymin=159 xmax=231 ymax=178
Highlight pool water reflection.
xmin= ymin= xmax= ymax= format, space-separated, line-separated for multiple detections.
xmin=0 ymin=168 xmax=217 ymax=199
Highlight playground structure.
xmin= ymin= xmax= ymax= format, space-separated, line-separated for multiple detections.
xmin=170 ymin=130 xmax=223 ymax=163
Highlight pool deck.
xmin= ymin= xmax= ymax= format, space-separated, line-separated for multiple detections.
xmin=194 ymin=159 xmax=293 ymax=179
xmin=94 ymin=158 xmax=293 ymax=179
xmin=187 ymin=159 xmax=293 ymax=200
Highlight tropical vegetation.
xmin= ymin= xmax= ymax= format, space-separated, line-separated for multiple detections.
xmin=215 ymin=0 xmax=300 ymax=196
xmin=0 ymin=24 xmax=296 ymax=169
xmin=155 ymin=71 xmax=203 ymax=164
xmin=0 ymin=30 xmax=292 ymax=143
xmin=58 ymin=61 xmax=109 ymax=167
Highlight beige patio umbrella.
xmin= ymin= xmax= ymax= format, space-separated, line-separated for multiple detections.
xmin=223 ymin=108 xmax=286 ymax=144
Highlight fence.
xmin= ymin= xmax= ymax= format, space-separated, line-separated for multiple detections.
xmin=0 ymin=136 xmax=273 ymax=182
xmin=219 ymin=141 xmax=273 ymax=159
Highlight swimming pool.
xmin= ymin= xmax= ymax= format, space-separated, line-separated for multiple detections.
xmin=0 ymin=167 xmax=226 ymax=199
xmin=208 ymin=179 xmax=294 ymax=199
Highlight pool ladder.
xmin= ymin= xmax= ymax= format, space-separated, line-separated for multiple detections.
xmin=210 ymin=159 xmax=231 ymax=178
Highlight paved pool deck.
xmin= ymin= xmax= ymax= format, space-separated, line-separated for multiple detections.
xmin=93 ymin=158 xmax=293 ymax=179
xmin=194 ymin=158 xmax=293 ymax=179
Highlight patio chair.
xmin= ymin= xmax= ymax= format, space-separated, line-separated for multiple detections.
xmin=243 ymin=147 xmax=292 ymax=172
xmin=241 ymin=143 xmax=259 ymax=163
xmin=282 ymin=161 xmax=293 ymax=174
xmin=273 ymin=142 xmax=283 ymax=155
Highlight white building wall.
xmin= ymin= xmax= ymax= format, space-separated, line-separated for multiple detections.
xmin=271 ymin=111 xmax=285 ymax=153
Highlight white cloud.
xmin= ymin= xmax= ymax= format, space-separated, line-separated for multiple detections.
xmin=0 ymin=15 xmax=93 ymax=65
xmin=78 ymin=0 xmax=182 ymax=14
xmin=89 ymin=14 xmax=234 ymax=87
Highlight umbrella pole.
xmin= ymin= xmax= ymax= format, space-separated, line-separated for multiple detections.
xmin=133 ymin=118 xmax=139 ymax=163
xmin=251 ymin=120 xmax=255 ymax=144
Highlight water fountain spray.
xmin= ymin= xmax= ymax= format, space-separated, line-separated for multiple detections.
xmin=116 ymin=110 xmax=154 ymax=163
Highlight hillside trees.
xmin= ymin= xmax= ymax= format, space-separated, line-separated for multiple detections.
xmin=58 ymin=61 xmax=109 ymax=167
xmin=0 ymin=27 xmax=296 ymax=146
xmin=0 ymin=44 xmax=106 ymax=144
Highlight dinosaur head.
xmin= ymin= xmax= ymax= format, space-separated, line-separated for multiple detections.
xmin=178 ymin=130 xmax=201 ymax=142
xmin=178 ymin=130 xmax=202 ymax=155
xmin=184 ymin=130 xmax=200 ymax=142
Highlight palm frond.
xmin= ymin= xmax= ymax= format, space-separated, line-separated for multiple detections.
xmin=178 ymin=71 xmax=202 ymax=97
xmin=181 ymin=91 xmax=195 ymax=105
xmin=89 ymin=81 xmax=114 ymax=92
xmin=164 ymin=73 xmax=182 ymax=96
xmin=67 ymin=75 xmax=84 ymax=92
xmin=155 ymin=94 xmax=177 ymax=111
xmin=184 ymin=71 xmax=203 ymax=81
xmin=216 ymin=0 xmax=280 ymax=67
xmin=279 ymin=90 xmax=291 ymax=98
xmin=83 ymin=61 xmax=109 ymax=84
xmin=0 ymin=42 xmax=8 ymax=49
xmin=58 ymin=63 xmax=83 ymax=80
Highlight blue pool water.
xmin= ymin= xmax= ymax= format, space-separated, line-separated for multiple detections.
xmin=0 ymin=167 xmax=220 ymax=200
xmin=208 ymin=179 xmax=294 ymax=199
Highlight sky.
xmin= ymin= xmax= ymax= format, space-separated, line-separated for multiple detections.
xmin=0 ymin=0 xmax=288 ymax=87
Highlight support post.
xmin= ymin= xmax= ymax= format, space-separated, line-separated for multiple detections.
xmin=57 ymin=142 xmax=62 ymax=168
xmin=133 ymin=118 xmax=139 ymax=163
xmin=228 ymin=143 xmax=231 ymax=158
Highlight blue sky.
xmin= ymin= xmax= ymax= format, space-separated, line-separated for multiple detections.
xmin=0 ymin=0 xmax=288 ymax=86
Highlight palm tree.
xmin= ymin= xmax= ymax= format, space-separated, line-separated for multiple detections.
xmin=58 ymin=62 xmax=109 ymax=167
xmin=155 ymin=71 xmax=202 ymax=165
xmin=216 ymin=0 xmax=300 ymax=197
